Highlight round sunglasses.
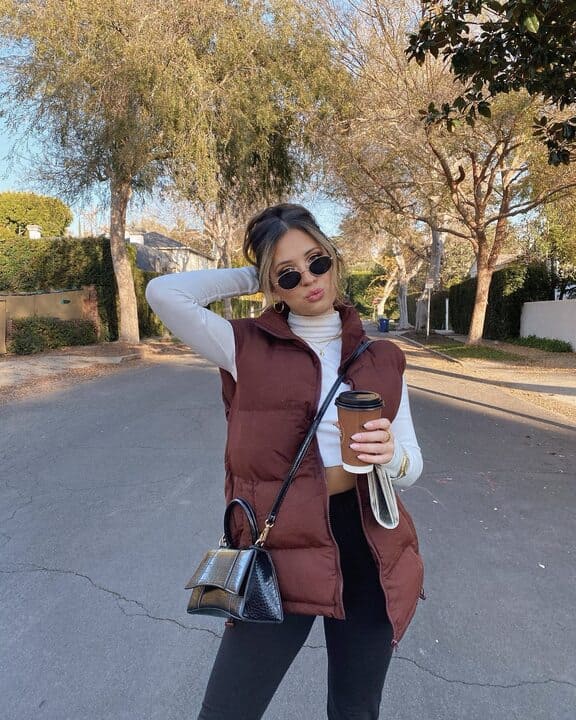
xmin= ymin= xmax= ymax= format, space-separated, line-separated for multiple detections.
xmin=275 ymin=255 xmax=333 ymax=290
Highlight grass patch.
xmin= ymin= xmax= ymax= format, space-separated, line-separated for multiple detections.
xmin=426 ymin=343 xmax=521 ymax=361
xmin=506 ymin=335 xmax=573 ymax=353
xmin=403 ymin=332 xmax=522 ymax=361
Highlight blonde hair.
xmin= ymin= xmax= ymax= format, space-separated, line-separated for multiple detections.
xmin=243 ymin=203 xmax=345 ymax=307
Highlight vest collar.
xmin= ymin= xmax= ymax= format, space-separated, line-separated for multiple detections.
xmin=254 ymin=303 xmax=366 ymax=365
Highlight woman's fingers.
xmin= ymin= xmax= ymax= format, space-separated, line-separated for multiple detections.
xmin=350 ymin=424 xmax=395 ymax=463
xmin=362 ymin=418 xmax=391 ymax=432
xmin=340 ymin=419 xmax=394 ymax=462
xmin=350 ymin=441 xmax=391 ymax=455
xmin=350 ymin=429 xmax=392 ymax=444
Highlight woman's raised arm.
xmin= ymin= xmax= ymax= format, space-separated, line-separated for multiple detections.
xmin=145 ymin=266 xmax=259 ymax=380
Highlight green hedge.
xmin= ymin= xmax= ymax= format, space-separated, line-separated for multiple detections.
xmin=136 ymin=270 xmax=166 ymax=337
xmin=407 ymin=263 xmax=553 ymax=338
xmin=0 ymin=237 xmax=162 ymax=340
xmin=407 ymin=290 xmax=449 ymax=329
xmin=345 ymin=269 xmax=398 ymax=318
xmin=429 ymin=290 xmax=449 ymax=329
xmin=448 ymin=262 xmax=553 ymax=339
xmin=8 ymin=317 xmax=98 ymax=354
xmin=345 ymin=271 xmax=376 ymax=316
xmin=208 ymin=297 xmax=263 ymax=319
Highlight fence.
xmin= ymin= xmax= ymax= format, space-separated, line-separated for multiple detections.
xmin=0 ymin=286 xmax=99 ymax=353
xmin=520 ymin=299 xmax=576 ymax=351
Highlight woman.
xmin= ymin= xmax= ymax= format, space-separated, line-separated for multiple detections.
xmin=146 ymin=203 xmax=424 ymax=720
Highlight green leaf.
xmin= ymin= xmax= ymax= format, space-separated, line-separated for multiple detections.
xmin=523 ymin=14 xmax=540 ymax=33
xmin=478 ymin=102 xmax=492 ymax=118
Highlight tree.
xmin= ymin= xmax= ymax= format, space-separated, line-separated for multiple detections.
xmin=318 ymin=0 xmax=576 ymax=342
xmin=173 ymin=1 xmax=345 ymax=317
xmin=407 ymin=1 xmax=576 ymax=164
xmin=336 ymin=215 xmax=399 ymax=319
xmin=0 ymin=191 xmax=72 ymax=238
xmin=0 ymin=0 xmax=228 ymax=341
xmin=527 ymin=195 xmax=576 ymax=299
xmin=0 ymin=1 xmax=338 ymax=337
xmin=316 ymin=0 xmax=462 ymax=331
xmin=338 ymin=207 xmax=426 ymax=328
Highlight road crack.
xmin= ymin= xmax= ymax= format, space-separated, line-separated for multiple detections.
xmin=395 ymin=654 xmax=576 ymax=690
xmin=3 ymin=494 xmax=33 ymax=523
xmin=4 ymin=564 xmax=574 ymax=691
xmin=0 ymin=563 xmax=222 ymax=639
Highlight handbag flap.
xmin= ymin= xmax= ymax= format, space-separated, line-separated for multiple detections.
xmin=185 ymin=547 xmax=255 ymax=594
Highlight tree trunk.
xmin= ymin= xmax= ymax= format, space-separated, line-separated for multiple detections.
xmin=468 ymin=263 xmax=493 ymax=344
xmin=467 ymin=197 xmax=509 ymax=344
xmin=203 ymin=207 xmax=240 ymax=319
xmin=415 ymin=224 xmax=444 ymax=332
xmin=414 ymin=292 xmax=428 ymax=333
xmin=397 ymin=280 xmax=410 ymax=329
xmin=391 ymin=240 xmax=412 ymax=330
xmin=375 ymin=278 xmax=395 ymax=317
xmin=110 ymin=177 xmax=140 ymax=343
xmin=221 ymin=230 xmax=234 ymax=320
xmin=223 ymin=297 xmax=233 ymax=319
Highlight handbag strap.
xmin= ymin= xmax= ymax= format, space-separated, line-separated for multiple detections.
xmin=256 ymin=338 xmax=372 ymax=546
xmin=223 ymin=498 xmax=259 ymax=547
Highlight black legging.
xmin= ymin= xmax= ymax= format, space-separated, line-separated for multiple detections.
xmin=197 ymin=488 xmax=394 ymax=720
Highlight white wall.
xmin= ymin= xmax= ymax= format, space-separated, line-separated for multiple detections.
xmin=520 ymin=300 xmax=576 ymax=350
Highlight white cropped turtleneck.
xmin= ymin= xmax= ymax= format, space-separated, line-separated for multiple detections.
xmin=286 ymin=310 xmax=353 ymax=470
xmin=146 ymin=266 xmax=422 ymax=488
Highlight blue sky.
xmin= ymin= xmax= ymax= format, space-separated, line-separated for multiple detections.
xmin=0 ymin=121 xmax=347 ymax=237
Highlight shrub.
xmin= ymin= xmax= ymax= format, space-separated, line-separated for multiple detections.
xmin=136 ymin=270 xmax=166 ymax=337
xmin=345 ymin=267 xmax=396 ymax=318
xmin=208 ymin=297 xmax=263 ymax=320
xmin=345 ymin=271 xmax=376 ymax=317
xmin=408 ymin=289 xmax=449 ymax=329
xmin=507 ymin=335 xmax=573 ymax=353
xmin=8 ymin=317 xmax=98 ymax=354
xmin=0 ymin=237 xmax=162 ymax=340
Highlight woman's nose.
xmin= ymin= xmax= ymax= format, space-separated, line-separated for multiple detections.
xmin=300 ymin=267 xmax=315 ymax=285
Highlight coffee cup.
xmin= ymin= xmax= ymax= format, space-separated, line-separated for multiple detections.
xmin=335 ymin=390 xmax=384 ymax=474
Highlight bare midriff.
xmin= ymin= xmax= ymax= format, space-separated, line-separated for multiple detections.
xmin=325 ymin=465 xmax=358 ymax=495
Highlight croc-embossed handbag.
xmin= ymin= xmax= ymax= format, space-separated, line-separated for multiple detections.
xmin=185 ymin=340 xmax=372 ymax=624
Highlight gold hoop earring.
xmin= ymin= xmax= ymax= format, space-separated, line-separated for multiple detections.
xmin=273 ymin=301 xmax=286 ymax=314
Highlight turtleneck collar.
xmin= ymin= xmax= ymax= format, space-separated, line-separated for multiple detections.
xmin=287 ymin=310 xmax=341 ymax=340
xmin=254 ymin=302 xmax=366 ymax=364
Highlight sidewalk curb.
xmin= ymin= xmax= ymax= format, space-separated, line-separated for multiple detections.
xmin=395 ymin=335 xmax=463 ymax=365
xmin=118 ymin=353 xmax=142 ymax=363
xmin=365 ymin=328 xmax=464 ymax=365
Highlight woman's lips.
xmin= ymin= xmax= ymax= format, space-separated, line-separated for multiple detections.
xmin=306 ymin=288 xmax=324 ymax=302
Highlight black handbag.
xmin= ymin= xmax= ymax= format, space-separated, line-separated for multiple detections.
xmin=185 ymin=339 xmax=372 ymax=624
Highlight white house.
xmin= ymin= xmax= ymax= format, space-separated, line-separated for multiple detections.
xmin=125 ymin=230 xmax=216 ymax=273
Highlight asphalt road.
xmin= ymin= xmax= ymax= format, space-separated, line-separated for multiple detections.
xmin=1 ymin=348 xmax=575 ymax=720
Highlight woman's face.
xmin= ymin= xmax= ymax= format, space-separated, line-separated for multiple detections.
xmin=271 ymin=228 xmax=337 ymax=316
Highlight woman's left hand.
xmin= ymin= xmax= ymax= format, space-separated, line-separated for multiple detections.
xmin=349 ymin=418 xmax=395 ymax=465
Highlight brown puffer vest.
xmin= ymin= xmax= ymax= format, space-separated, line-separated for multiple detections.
xmin=219 ymin=303 xmax=424 ymax=644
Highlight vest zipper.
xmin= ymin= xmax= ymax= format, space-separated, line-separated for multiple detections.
xmin=344 ymin=372 xmax=399 ymax=647
xmin=320 ymin=460 xmax=346 ymax=617
xmin=355 ymin=483 xmax=400 ymax=648
xmin=308 ymin=344 xmax=346 ymax=618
